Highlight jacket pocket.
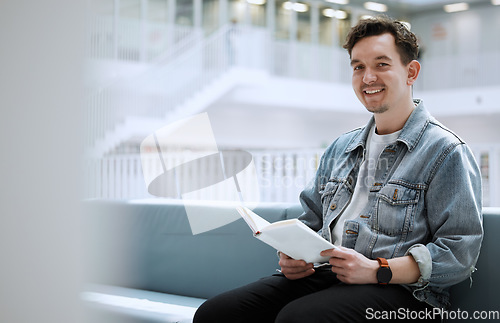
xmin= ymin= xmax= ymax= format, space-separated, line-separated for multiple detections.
xmin=342 ymin=221 xmax=359 ymax=249
xmin=319 ymin=180 xmax=340 ymax=216
xmin=373 ymin=183 xmax=420 ymax=236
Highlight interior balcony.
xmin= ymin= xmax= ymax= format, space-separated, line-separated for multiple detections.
xmin=83 ymin=8 xmax=500 ymax=206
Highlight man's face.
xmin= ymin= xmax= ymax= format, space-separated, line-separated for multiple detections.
xmin=350 ymin=33 xmax=412 ymax=115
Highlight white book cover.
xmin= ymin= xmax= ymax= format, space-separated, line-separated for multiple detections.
xmin=236 ymin=206 xmax=335 ymax=263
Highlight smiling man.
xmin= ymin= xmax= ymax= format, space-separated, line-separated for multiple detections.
xmin=194 ymin=15 xmax=483 ymax=323
xmin=350 ymin=33 xmax=419 ymax=134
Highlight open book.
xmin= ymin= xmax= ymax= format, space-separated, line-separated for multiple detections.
xmin=236 ymin=206 xmax=336 ymax=263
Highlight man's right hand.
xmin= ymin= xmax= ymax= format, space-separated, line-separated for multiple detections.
xmin=278 ymin=252 xmax=315 ymax=280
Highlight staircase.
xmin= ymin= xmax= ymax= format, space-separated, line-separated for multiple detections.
xmin=84 ymin=23 xmax=270 ymax=157
xmin=87 ymin=67 xmax=269 ymax=157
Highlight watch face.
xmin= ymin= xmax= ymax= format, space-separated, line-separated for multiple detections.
xmin=377 ymin=267 xmax=392 ymax=284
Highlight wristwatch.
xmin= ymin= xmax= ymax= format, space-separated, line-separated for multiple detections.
xmin=376 ymin=257 xmax=392 ymax=285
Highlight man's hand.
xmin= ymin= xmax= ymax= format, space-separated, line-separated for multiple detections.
xmin=278 ymin=252 xmax=315 ymax=280
xmin=320 ymin=247 xmax=379 ymax=284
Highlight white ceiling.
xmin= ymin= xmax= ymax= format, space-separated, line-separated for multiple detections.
xmin=323 ymin=0 xmax=493 ymax=16
xmin=392 ymin=0 xmax=465 ymax=4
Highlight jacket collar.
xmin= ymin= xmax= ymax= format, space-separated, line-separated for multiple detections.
xmin=345 ymin=99 xmax=429 ymax=153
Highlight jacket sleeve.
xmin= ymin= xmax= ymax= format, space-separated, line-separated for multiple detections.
xmin=297 ymin=145 xmax=334 ymax=232
xmin=298 ymin=178 xmax=323 ymax=232
xmin=419 ymin=143 xmax=483 ymax=289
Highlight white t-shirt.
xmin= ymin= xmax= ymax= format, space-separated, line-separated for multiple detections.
xmin=332 ymin=125 xmax=401 ymax=246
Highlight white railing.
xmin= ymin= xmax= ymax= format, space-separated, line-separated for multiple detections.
xmin=414 ymin=51 xmax=500 ymax=91
xmin=269 ymin=42 xmax=500 ymax=92
xmin=86 ymin=15 xmax=200 ymax=63
xmin=252 ymin=150 xmax=322 ymax=203
xmin=84 ymin=149 xmax=322 ymax=203
xmin=86 ymin=16 xmax=500 ymax=91
xmin=272 ymin=40 xmax=351 ymax=84
xmin=84 ymin=146 xmax=499 ymax=207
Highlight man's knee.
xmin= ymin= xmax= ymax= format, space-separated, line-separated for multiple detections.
xmin=193 ymin=292 xmax=252 ymax=323
xmin=275 ymin=301 xmax=311 ymax=323
xmin=193 ymin=289 xmax=279 ymax=323
xmin=193 ymin=297 xmax=231 ymax=323
xmin=192 ymin=299 xmax=214 ymax=323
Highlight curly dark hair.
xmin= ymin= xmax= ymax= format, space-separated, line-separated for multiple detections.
xmin=343 ymin=15 xmax=419 ymax=65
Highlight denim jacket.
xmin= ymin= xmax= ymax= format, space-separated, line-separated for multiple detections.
xmin=298 ymin=99 xmax=483 ymax=309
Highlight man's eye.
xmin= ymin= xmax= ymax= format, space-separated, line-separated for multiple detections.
xmin=354 ymin=65 xmax=364 ymax=71
xmin=378 ymin=63 xmax=389 ymax=67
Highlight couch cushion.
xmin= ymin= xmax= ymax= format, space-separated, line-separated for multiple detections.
xmin=83 ymin=284 xmax=205 ymax=323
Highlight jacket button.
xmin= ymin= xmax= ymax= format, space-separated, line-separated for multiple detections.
xmin=330 ymin=204 xmax=337 ymax=210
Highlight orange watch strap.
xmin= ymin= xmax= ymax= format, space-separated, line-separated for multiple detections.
xmin=377 ymin=257 xmax=389 ymax=268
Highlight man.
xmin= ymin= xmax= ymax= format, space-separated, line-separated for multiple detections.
xmin=194 ymin=15 xmax=483 ymax=322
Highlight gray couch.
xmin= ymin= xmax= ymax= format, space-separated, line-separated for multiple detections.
xmin=82 ymin=199 xmax=500 ymax=322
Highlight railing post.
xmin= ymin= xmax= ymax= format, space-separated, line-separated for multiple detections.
xmin=113 ymin=0 xmax=120 ymax=60
xmin=194 ymin=0 xmax=202 ymax=30
xmin=139 ymin=0 xmax=148 ymax=62
xmin=266 ymin=0 xmax=275 ymax=73
xmin=288 ymin=1 xmax=298 ymax=78
xmin=310 ymin=2 xmax=320 ymax=80
xmin=219 ymin=0 xmax=228 ymax=27
xmin=167 ymin=0 xmax=176 ymax=51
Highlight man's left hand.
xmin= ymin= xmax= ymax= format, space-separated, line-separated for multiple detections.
xmin=320 ymin=247 xmax=379 ymax=284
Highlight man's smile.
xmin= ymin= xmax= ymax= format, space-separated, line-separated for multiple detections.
xmin=364 ymin=88 xmax=384 ymax=94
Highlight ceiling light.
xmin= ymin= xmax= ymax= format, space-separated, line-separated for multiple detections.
xmin=323 ymin=8 xmax=348 ymax=19
xmin=335 ymin=10 xmax=348 ymax=19
xmin=283 ymin=2 xmax=309 ymax=12
xmin=443 ymin=2 xmax=469 ymax=12
xmin=323 ymin=8 xmax=335 ymax=17
xmin=360 ymin=14 xmax=374 ymax=20
xmin=364 ymin=1 xmax=388 ymax=12
xmin=326 ymin=0 xmax=349 ymax=4
xmin=247 ymin=0 xmax=266 ymax=4
xmin=492 ymin=0 xmax=500 ymax=5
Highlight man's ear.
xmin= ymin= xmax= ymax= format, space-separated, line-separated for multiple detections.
xmin=407 ymin=60 xmax=421 ymax=86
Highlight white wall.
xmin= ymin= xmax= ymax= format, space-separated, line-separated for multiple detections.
xmin=0 ymin=1 xmax=85 ymax=322
xmin=205 ymin=76 xmax=500 ymax=150
xmin=411 ymin=4 xmax=500 ymax=57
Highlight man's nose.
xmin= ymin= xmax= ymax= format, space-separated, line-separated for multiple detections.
xmin=363 ymin=69 xmax=377 ymax=84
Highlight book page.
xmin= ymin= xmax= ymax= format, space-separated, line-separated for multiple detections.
xmin=258 ymin=219 xmax=335 ymax=263
xmin=236 ymin=206 xmax=271 ymax=234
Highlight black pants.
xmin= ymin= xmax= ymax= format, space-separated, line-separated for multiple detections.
xmin=193 ymin=267 xmax=440 ymax=323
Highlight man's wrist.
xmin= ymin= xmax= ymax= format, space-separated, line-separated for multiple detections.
xmin=370 ymin=259 xmax=380 ymax=284
xmin=381 ymin=256 xmax=421 ymax=284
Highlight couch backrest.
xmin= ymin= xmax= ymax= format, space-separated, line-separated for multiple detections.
xmin=448 ymin=207 xmax=500 ymax=315
xmin=84 ymin=200 xmax=298 ymax=299
xmin=84 ymin=200 xmax=500 ymax=313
